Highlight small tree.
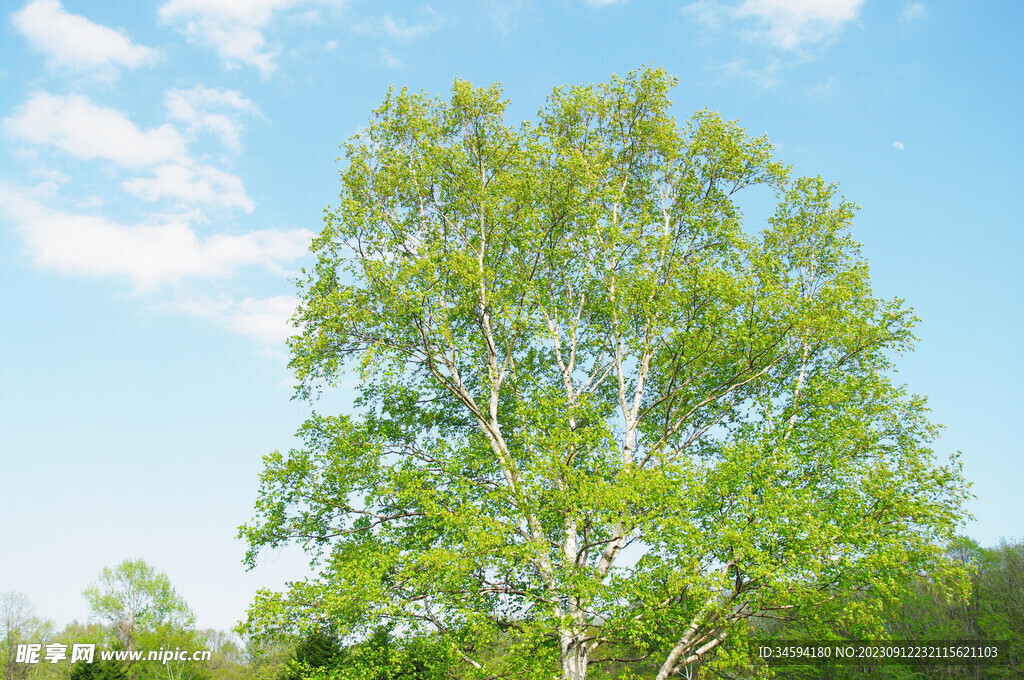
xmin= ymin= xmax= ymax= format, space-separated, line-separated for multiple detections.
xmin=69 ymin=659 xmax=130 ymax=680
xmin=288 ymin=627 xmax=341 ymax=680
xmin=241 ymin=67 xmax=970 ymax=680
xmin=2 ymin=593 xmax=36 ymax=680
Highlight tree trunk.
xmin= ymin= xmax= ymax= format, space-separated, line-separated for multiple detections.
xmin=561 ymin=632 xmax=590 ymax=680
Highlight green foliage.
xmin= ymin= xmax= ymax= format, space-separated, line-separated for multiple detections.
xmin=240 ymin=67 xmax=970 ymax=680
xmin=202 ymin=630 xmax=248 ymax=680
xmin=322 ymin=629 xmax=452 ymax=680
xmin=286 ymin=628 xmax=341 ymax=680
xmin=742 ymin=538 xmax=1024 ymax=680
xmin=69 ymin=659 xmax=129 ymax=680
xmin=239 ymin=635 xmax=293 ymax=680
xmin=974 ymin=541 xmax=1024 ymax=677
xmin=872 ymin=538 xmax=1023 ymax=680
xmin=3 ymin=592 xmax=41 ymax=680
xmin=83 ymin=560 xmax=194 ymax=653
xmin=135 ymin=624 xmax=211 ymax=680
xmin=275 ymin=627 xmax=453 ymax=680
xmin=80 ymin=560 xmax=213 ymax=680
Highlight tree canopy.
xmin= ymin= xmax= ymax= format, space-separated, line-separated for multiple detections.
xmin=240 ymin=67 xmax=969 ymax=680
xmin=83 ymin=559 xmax=194 ymax=653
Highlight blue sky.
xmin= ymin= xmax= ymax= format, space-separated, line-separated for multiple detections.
xmin=1 ymin=0 xmax=1021 ymax=634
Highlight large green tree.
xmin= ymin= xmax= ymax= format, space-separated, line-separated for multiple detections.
xmin=240 ymin=68 xmax=969 ymax=680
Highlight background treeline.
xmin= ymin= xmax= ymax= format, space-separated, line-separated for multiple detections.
xmin=732 ymin=537 xmax=1023 ymax=680
xmin=2 ymin=538 xmax=1020 ymax=680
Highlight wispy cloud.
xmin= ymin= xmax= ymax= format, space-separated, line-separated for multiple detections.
xmin=6 ymin=92 xmax=256 ymax=218
xmin=682 ymin=0 xmax=724 ymax=30
xmin=720 ymin=58 xmax=783 ymax=89
xmin=356 ymin=6 xmax=444 ymax=41
xmin=229 ymin=296 xmax=300 ymax=343
xmin=28 ymin=167 xmax=71 ymax=185
xmin=487 ymin=0 xmax=532 ymax=35
xmin=12 ymin=0 xmax=159 ymax=77
xmin=684 ymin=0 xmax=865 ymax=50
xmin=736 ymin=0 xmax=864 ymax=49
xmin=165 ymin=86 xmax=262 ymax=153
xmin=900 ymin=2 xmax=927 ymax=22
xmin=5 ymin=93 xmax=187 ymax=168
xmin=176 ymin=295 xmax=300 ymax=344
xmin=2 ymin=185 xmax=305 ymax=345
xmin=584 ymin=0 xmax=629 ymax=6
xmin=0 ymin=186 xmax=311 ymax=290
xmin=806 ymin=75 xmax=839 ymax=96
xmin=121 ymin=164 xmax=255 ymax=213
xmin=158 ymin=0 xmax=336 ymax=76
xmin=380 ymin=49 xmax=403 ymax=69
xmin=892 ymin=141 xmax=904 ymax=151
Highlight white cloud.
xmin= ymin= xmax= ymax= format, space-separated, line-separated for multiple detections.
xmin=29 ymin=167 xmax=71 ymax=184
xmin=7 ymin=91 xmax=257 ymax=221
xmin=0 ymin=186 xmax=312 ymax=290
xmin=12 ymin=147 xmax=39 ymax=162
xmin=682 ymin=0 xmax=724 ymax=30
xmin=735 ymin=0 xmax=864 ymax=49
xmin=380 ymin=49 xmax=402 ymax=69
xmin=159 ymin=0 xmax=336 ymax=75
xmin=4 ymin=93 xmax=187 ymax=168
xmin=721 ymin=58 xmax=782 ymax=89
xmin=356 ymin=7 xmax=444 ymax=41
xmin=892 ymin=141 xmax=904 ymax=151
xmin=176 ymin=295 xmax=300 ymax=343
xmin=159 ymin=0 xmax=278 ymax=76
xmin=486 ymin=0 xmax=532 ymax=35
xmin=122 ymin=164 xmax=255 ymax=213
xmin=806 ymin=75 xmax=839 ymax=96
xmin=165 ymin=86 xmax=262 ymax=153
xmin=12 ymin=0 xmax=159 ymax=76
xmin=901 ymin=2 xmax=927 ymax=22
xmin=228 ymin=296 xmax=300 ymax=343
xmin=380 ymin=14 xmax=433 ymax=39
xmin=684 ymin=0 xmax=864 ymax=50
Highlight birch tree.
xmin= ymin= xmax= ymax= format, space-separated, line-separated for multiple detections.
xmin=240 ymin=68 xmax=969 ymax=680
xmin=84 ymin=559 xmax=193 ymax=653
